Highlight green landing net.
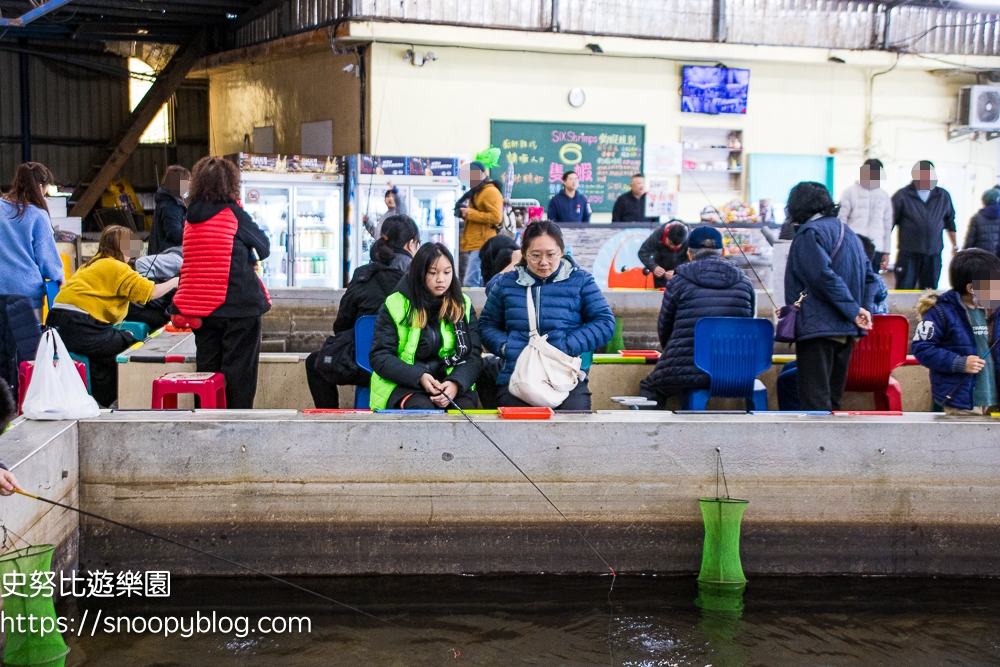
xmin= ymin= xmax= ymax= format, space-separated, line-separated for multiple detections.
xmin=697 ymin=497 xmax=748 ymax=587
xmin=0 ymin=545 xmax=69 ymax=667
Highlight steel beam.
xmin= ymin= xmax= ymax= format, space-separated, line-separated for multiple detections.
xmin=68 ymin=31 xmax=207 ymax=219
xmin=0 ymin=0 xmax=77 ymax=27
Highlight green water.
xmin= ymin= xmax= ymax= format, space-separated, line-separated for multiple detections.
xmin=59 ymin=575 xmax=1000 ymax=666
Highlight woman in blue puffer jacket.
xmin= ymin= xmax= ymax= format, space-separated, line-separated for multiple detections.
xmin=479 ymin=221 xmax=616 ymax=410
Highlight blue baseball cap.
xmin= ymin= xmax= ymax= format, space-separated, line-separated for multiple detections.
xmin=688 ymin=226 xmax=723 ymax=250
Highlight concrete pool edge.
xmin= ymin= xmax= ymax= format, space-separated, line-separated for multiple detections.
xmin=0 ymin=410 xmax=997 ymax=577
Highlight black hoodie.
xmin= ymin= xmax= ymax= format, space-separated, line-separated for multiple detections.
xmin=149 ymin=187 xmax=186 ymax=255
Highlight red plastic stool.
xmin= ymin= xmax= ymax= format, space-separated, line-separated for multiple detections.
xmin=151 ymin=372 xmax=226 ymax=409
xmin=17 ymin=360 xmax=89 ymax=415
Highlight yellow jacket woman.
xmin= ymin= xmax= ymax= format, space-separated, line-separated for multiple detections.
xmin=48 ymin=225 xmax=178 ymax=407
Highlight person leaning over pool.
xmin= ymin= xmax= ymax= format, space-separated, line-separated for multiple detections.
xmin=478 ymin=220 xmax=615 ymax=410
xmin=368 ymin=243 xmax=482 ymax=410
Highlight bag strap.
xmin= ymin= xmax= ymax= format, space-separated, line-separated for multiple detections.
xmin=830 ymin=221 xmax=846 ymax=261
xmin=525 ymin=286 xmax=538 ymax=335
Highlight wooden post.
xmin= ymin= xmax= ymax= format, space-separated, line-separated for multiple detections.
xmin=69 ymin=31 xmax=206 ymax=219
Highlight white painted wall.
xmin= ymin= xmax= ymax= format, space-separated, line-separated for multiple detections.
xmin=368 ymin=41 xmax=998 ymax=249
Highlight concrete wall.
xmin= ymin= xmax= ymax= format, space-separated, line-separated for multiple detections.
xmin=77 ymin=411 xmax=1000 ymax=577
xmin=0 ymin=420 xmax=80 ymax=578
xmin=206 ymin=44 xmax=362 ymax=157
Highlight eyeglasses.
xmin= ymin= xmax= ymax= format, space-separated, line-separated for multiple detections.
xmin=526 ymin=251 xmax=562 ymax=263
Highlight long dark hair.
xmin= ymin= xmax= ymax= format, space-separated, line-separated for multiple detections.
xmin=4 ymin=162 xmax=54 ymax=217
xmin=518 ymin=220 xmax=565 ymax=266
xmin=786 ymin=181 xmax=839 ymax=224
xmin=371 ymin=214 xmax=420 ymax=265
xmin=405 ymin=243 xmax=464 ymax=328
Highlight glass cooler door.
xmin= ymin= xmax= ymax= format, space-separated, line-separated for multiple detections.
xmin=242 ymin=186 xmax=290 ymax=288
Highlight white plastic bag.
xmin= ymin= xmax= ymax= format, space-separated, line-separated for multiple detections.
xmin=21 ymin=329 xmax=101 ymax=420
xmin=508 ymin=286 xmax=585 ymax=408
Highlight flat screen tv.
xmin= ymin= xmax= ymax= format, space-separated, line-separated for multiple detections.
xmin=681 ymin=66 xmax=749 ymax=115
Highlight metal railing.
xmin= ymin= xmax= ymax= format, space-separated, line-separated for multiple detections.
xmin=226 ymin=0 xmax=1000 ymax=57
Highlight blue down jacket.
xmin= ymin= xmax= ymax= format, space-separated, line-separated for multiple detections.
xmin=479 ymin=259 xmax=615 ymax=385
xmin=639 ymin=255 xmax=756 ymax=398
xmin=785 ymin=215 xmax=877 ymax=341
xmin=911 ymin=289 xmax=1000 ymax=410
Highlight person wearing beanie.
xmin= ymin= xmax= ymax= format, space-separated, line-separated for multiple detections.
xmin=457 ymin=161 xmax=503 ymax=288
xmin=964 ymin=187 xmax=1000 ymax=253
xmin=837 ymin=158 xmax=893 ymax=271
xmin=639 ymin=225 xmax=756 ymax=406
xmin=638 ymin=220 xmax=690 ymax=289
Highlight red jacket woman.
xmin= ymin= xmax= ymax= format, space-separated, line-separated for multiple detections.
xmin=172 ymin=156 xmax=270 ymax=409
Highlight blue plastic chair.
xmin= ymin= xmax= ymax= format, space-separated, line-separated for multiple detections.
xmin=43 ymin=280 xmax=59 ymax=311
xmin=115 ymin=321 xmax=150 ymax=341
xmin=353 ymin=315 xmax=378 ymax=409
xmin=686 ymin=317 xmax=774 ymax=411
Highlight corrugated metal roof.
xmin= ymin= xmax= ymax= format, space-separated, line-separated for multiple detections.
xmin=0 ymin=44 xmax=208 ymax=189
xmin=224 ymin=0 xmax=1000 ymax=56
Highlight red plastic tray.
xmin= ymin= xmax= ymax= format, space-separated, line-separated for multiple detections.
xmin=302 ymin=409 xmax=373 ymax=414
xmin=497 ymin=406 xmax=553 ymax=420
xmin=619 ymin=350 xmax=661 ymax=359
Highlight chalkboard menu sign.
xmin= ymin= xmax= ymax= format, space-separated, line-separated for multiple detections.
xmin=490 ymin=120 xmax=645 ymax=213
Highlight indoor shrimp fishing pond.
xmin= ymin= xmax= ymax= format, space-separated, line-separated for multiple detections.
xmin=57 ymin=575 xmax=1000 ymax=666
xmin=2 ymin=412 xmax=999 ymax=666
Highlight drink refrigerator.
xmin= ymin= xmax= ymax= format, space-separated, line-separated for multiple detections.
xmin=344 ymin=155 xmax=465 ymax=281
xmin=228 ymin=154 xmax=345 ymax=289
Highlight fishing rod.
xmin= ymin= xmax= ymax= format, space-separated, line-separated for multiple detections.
xmin=687 ymin=171 xmax=779 ymax=312
xmin=10 ymin=488 xmax=449 ymax=650
xmin=442 ymin=396 xmax=617 ymax=584
xmin=943 ymin=336 xmax=1000 ymax=403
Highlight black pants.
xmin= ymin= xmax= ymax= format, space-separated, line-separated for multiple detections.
xmin=895 ymin=252 xmax=942 ymax=290
xmin=392 ymin=388 xmax=478 ymax=410
xmin=193 ymin=315 xmax=261 ymax=409
xmin=497 ymin=379 xmax=593 ymax=411
xmin=305 ymin=350 xmax=340 ymax=409
xmin=46 ymin=309 xmax=134 ymax=408
xmin=125 ymin=292 xmax=174 ymax=331
xmin=796 ymin=337 xmax=855 ymax=411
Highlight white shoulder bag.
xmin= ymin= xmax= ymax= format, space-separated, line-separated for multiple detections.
xmin=508 ymin=285 xmax=585 ymax=408
xmin=21 ymin=329 xmax=101 ymax=420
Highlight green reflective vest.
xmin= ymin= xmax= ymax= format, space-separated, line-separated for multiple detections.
xmin=369 ymin=291 xmax=473 ymax=410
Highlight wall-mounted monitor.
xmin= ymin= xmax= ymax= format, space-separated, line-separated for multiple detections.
xmin=681 ymin=66 xmax=749 ymax=115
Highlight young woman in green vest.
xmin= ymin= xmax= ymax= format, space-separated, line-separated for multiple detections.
xmin=369 ymin=243 xmax=482 ymax=410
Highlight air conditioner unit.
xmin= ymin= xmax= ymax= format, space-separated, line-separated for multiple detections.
xmin=958 ymin=85 xmax=1000 ymax=130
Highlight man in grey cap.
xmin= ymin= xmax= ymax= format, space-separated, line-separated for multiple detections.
xmin=639 ymin=226 xmax=756 ymax=407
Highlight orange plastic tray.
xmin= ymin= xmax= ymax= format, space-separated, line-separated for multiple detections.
xmin=497 ymin=406 xmax=553 ymax=420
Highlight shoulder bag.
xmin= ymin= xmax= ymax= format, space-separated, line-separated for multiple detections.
xmin=508 ymin=286 xmax=585 ymax=407
xmin=774 ymin=220 xmax=845 ymax=344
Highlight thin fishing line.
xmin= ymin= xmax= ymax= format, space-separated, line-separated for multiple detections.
xmin=442 ymin=397 xmax=617 ymax=582
xmin=443 ymin=396 xmax=619 ymax=665
xmin=715 ymin=447 xmax=730 ymax=500
xmin=944 ymin=334 xmax=1000 ymax=402
xmin=686 ymin=171 xmax=779 ymax=312
xmin=12 ymin=489 xmax=436 ymax=645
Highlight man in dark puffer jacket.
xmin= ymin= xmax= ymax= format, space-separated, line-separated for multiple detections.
xmin=640 ymin=227 xmax=755 ymax=406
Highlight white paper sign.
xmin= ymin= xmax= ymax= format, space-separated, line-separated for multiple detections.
xmin=644 ymin=143 xmax=683 ymax=175
xmin=646 ymin=179 xmax=677 ymax=217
